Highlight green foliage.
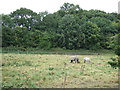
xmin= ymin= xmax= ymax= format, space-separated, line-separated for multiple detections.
xmin=109 ymin=33 xmax=120 ymax=55
xmin=108 ymin=33 xmax=120 ymax=68
xmin=60 ymin=3 xmax=82 ymax=15
xmin=115 ymin=34 xmax=120 ymax=56
xmin=10 ymin=8 xmax=37 ymax=30
xmin=48 ymin=67 xmax=54 ymax=71
xmin=58 ymin=14 xmax=81 ymax=49
xmin=81 ymin=21 xmax=101 ymax=49
xmin=2 ymin=60 xmax=32 ymax=67
xmin=1 ymin=2 xmax=118 ymax=50
xmin=108 ymin=57 xmax=120 ymax=69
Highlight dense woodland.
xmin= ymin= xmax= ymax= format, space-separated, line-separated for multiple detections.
xmin=1 ymin=3 xmax=120 ymax=52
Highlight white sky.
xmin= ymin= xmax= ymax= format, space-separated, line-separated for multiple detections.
xmin=0 ymin=0 xmax=119 ymax=14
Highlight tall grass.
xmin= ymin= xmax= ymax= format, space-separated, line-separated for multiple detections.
xmin=2 ymin=47 xmax=114 ymax=55
xmin=2 ymin=52 xmax=118 ymax=88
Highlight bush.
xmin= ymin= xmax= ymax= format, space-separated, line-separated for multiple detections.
xmin=115 ymin=34 xmax=120 ymax=56
xmin=108 ymin=57 xmax=120 ymax=69
xmin=38 ymin=40 xmax=52 ymax=50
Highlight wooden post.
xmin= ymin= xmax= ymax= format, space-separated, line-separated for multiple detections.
xmin=62 ymin=62 xmax=67 ymax=88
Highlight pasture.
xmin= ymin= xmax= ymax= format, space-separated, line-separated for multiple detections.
xmin=2 ymin=51 xmax=119 ymax=88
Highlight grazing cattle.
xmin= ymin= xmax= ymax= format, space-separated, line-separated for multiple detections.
xmin=70 ymin=56 xmax=80 ymax=63
xmin=83 ymin=57 xmax=91 ymax=63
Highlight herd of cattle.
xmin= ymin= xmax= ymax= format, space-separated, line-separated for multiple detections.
xmin=70 ymin=56 xmax=91 ymax=64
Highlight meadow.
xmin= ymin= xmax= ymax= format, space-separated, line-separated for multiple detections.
xmin=2 ymin=50 xmax=119 ymax=88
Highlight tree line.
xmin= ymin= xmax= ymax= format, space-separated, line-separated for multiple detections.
xmin=1 ymin=3 xmax=120 ymax=50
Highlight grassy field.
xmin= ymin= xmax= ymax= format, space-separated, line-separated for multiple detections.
xmin=2 ymin=50 xmax=119 ymax=88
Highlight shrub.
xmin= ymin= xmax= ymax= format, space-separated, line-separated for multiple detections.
xmin=108 ymin=57 xmax=120 ymax=69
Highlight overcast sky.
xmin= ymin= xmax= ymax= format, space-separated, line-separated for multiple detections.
xmin=0 ymin=0 xmax=119 ymax=14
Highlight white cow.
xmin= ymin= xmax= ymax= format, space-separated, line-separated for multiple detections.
xmin=83 ymin=57 xmax=91 ymax=63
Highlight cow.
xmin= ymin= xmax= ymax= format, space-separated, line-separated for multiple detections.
xmin=83 ymin=57 xmax=91 ymax=63
xmin=70 ymin=56 xmax=80 ymax=63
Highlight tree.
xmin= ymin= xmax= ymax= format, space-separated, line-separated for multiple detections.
xmin=108 ymin=34 xmax=120 ymax=68
xmin=39 ymin=11 xmax=48 ymax=21
xmin=58 ymin=14 xmax=82 ymax=49
xmin=32 ymin=11 xmax=48 ymax=30
xmin=58 ymin=3 xmax=82 ymax=17
xmin=2 ymin=3 xmax=119 ymax=51
xmin=2 ymin=14 xmax=15 ymax=28
xmin=108 ymin=14 xmax=120 ymax=69
xmin=10 ymin=8 xmax=37 ymax=30
xmin=90 ymin=17 xmax=118 ymax=48
xmin=43 ymin=13 xmax=59 ymax=32
xmin=81 ymin=21 xmax=100 ymax=49
xmin=115 ymin=34 xmax=120 ymax=56
xmin=2 ymin=14 xmax=15 ymax=47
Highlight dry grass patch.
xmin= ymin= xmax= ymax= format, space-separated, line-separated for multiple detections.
xmin=2 ymin=53 xmax=118 ymax=88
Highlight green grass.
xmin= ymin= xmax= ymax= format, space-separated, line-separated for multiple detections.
xmin=1 ymin=50 xmax=119 ymax=88
xmin=2 ymin=47 xmax=114 ymax=55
